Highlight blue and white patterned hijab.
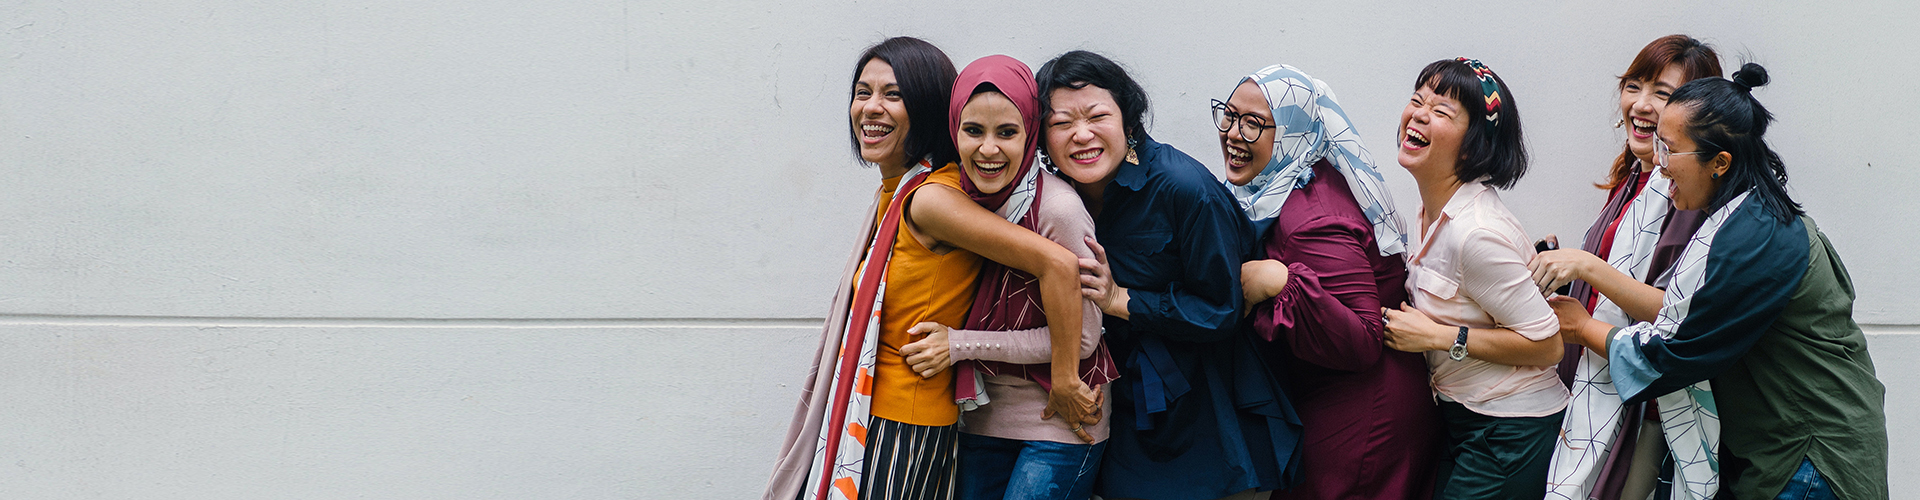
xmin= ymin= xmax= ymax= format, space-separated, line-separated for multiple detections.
xmin=1230 ymin=64 xmax=1408 ymax=256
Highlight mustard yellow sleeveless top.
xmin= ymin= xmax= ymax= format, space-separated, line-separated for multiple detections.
xmin=861 ymin=164 xmax=981 ymax=426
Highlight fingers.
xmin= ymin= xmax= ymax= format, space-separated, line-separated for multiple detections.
xmin=1084 ymin=236 xmax=1107 ymax=266
xmin=906 ymin=322 xmax=939 ymax=336
xmin=1074 ymin=427 xmax=1095 ymax=444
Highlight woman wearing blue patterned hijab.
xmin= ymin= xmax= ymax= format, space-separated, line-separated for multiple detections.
xmin=1220 ymin=64 xmax=1439 ymax=500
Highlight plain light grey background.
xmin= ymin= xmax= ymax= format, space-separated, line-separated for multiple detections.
xmin=1 ymin=0 xmax=1913 ymax=498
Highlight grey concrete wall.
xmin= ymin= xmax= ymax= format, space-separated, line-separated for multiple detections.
xmin=1 ymin=0 xmax=1912 ymax=498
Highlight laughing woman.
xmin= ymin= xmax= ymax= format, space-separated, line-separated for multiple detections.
xmin=1551 ymin=64 xmax=1887 ymax=500
xmin=1043 ymin=50 xmax=1300 ymax=500
xmin=1218 ymin=64 xmax=1438 ymax=500
xmin=895 ymin=54 xmax=1114 ymax=500
xmin=765 ymin=38 xmax=1094 ymax=500
xmin=1378 ymin=58 xmax=1567 ymax=500
xmin=1535 ymin=35 xmax=1725 ymax=500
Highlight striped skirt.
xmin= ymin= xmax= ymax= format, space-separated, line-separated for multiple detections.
xmin=859 ymin=416 xmax=958 ymax=500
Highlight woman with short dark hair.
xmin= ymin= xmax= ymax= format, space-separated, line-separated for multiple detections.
xmin=1045 ymin=50 xmax=1301 ymax=500
xmin=1551 ymin=63 xmax=1888 ymax=500
xmin=1380 ymin=58 xmax=1567 ymax=499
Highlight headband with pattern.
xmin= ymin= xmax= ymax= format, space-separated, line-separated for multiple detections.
xmin=1455 ymin=57 xmax=1502 ymax=126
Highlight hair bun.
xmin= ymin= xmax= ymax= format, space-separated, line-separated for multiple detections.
xmin=1731 ymin=62 xmax=1770 ymax=91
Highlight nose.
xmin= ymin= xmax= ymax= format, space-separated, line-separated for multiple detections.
xmin=1072 ymin=124 xmax=1094 ymax=144
xmin=1634 ymin=94 xmax=1656 ymax=115
xmin=861 ymin=97 xmax=885 ymax=116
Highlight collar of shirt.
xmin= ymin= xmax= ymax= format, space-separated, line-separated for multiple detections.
xmin=1414 ymin=177 xmax=1493 ymax=265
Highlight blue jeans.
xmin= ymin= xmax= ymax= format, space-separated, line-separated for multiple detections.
xmin=1773 ymin=458 xmax=1837 ymax=500
xmin=958 ymin=433 xmax=1104 ymax=500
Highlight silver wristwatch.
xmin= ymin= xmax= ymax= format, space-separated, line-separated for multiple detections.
xmin=1448 ymin=326 xmax=1470 ymax=361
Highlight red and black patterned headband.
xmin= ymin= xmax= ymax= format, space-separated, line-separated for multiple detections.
xmin=1455 ymin=57 xmax=1503 ymax=127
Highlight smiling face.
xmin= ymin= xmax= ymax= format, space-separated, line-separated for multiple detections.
xmin=1044 ymin=85 xmax=1129 ymax=187
xmin=849 ymin=59 xmax=911 ymax=171
xmin=956 ymin=91 xmax=1029 ymax=195
xmin=1220 ymin=80 xmax=1275 ymax=186
xmin=1654 ymin=105 xmax=1729 ymax=210
xmin=1397 ymin=84 xmax=1468 ymax=182
xmin=1620 ymin=63 xmax=1690 ymax=164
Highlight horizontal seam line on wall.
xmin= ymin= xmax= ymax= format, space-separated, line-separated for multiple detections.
xmin=0 ymin=314 xmax=826 ymax=329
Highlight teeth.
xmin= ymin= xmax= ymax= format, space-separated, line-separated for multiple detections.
xmin=1406 ymin=128 xmax=1427 ymax=142
xmin=1632 ymin=118 xmax=1655 ymax=129
xmin=1228 ymin=148 xmax=1250 ymax=161
xmin=861 ymin=124 xmax=893 ymax=133
xmin=1071 ymin=150 xmax=1099 ymax=160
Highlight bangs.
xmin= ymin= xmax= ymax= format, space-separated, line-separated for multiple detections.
xmin=1415 ymin=60 xmax=1488 ymax=121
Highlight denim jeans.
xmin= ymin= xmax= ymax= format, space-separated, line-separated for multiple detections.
xmin=958 ymin=433 xmax=1104 ymax=500
xmin=1773 ymin=458 xmax=1837 ymax=500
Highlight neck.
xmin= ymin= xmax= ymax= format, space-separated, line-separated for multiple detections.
xmin=1415 ymin=169 xmax=1465 ymax=229
xmin=1076 ymin=180 xmax=1106 ymax=217
xmin=879 ymin=158 xmax=912 ymax=179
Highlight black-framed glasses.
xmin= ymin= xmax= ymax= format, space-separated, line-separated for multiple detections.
xmin=1211 ymin=99 xmax=1278 ymax=143
xmin=1654 ymin=137 xmax=1709 ymax=169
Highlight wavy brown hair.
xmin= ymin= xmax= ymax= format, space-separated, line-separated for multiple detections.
xmin=1601 ymin=35 xmax=1722 ymax=189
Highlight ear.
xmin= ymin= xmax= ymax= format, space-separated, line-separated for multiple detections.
xmin=1709 ymin=151 xmax=1733 ymax=179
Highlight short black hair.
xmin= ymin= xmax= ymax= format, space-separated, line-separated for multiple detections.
xmin=1415 ymin=59 xmax=1528 ymax=189
xmin=848 ymin=36 xmax=959 ymax=168
xmin=1668 ymin=62 xmax=1802 ymax=219
xmin=1035 ymin=50 xmax=1150 ymax=141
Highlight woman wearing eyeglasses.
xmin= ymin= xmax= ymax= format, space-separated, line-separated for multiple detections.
xmin=1535 ymin=35 xmax=1725 ymax=500
xmin=1550 ymin=63 xmax=1886 ymax=500
xmin=1217 ymin=64 xmax=1438 ymax=500
xmin=1377 ymin=58 xmax=1567 ymax=500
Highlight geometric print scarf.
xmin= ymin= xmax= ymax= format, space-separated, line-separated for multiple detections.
xmin=1228 ymin=64 xmax=1408 ymax=256
xmin=804 ymin=162 xmax=932 ymax=500
xmin=1546 ymin=186 xmax=1732 ymax=500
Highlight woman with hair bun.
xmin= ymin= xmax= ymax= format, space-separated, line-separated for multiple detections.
xmin=1536 ymin=34 xmax=1725 ymax=500
xmin=1551 ymin=63 xmax=1889 ymax=500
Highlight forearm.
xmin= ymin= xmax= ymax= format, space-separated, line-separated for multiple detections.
xmin=1263 ymin=263 xmax=1382 ymax=371
xmin=1579 ymin=263 xmax=1664 ymax=322
xmin=1432 ymin=324 xmax=1562 ymax=366
xmin=1038 ymin=263 xmax=1084 ymax=380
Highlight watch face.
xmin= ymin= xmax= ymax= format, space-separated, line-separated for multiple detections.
xmin=1449 ymin=344 xmax=1468 ymax=361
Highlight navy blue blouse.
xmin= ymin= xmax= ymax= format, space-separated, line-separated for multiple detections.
xmin=1092 ymin=135 xmax=1301 ymax=500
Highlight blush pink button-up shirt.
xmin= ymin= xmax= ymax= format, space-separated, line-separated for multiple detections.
xmin=1407 ymin=181 xmax=1568 ymax=418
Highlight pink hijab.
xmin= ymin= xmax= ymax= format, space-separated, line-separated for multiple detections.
xmin=948 ymin=55 xmax=1114 ymax=404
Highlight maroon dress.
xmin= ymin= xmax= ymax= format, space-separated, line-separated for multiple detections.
xmin=1250 ymin=160 xmax=1441 ymax=500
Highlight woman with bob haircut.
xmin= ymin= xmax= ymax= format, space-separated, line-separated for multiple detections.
xmin=1380 ymin=58 xmax=1567 ymax=499
xmin=765 ymin=37 xmax=1096 ymax=500
xmin=1550 ymin=63 xmax=1887 ymax=500
xmin=1215 ymin=63 xmax=1438 ymax=500
xmin=1045 ymin=49 xmax=1301 ymax=500
xmin=1538 ymin=34 xmax=1726 ymax=500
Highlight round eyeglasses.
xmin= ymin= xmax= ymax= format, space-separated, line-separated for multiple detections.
xmin=1653 ymin=137 xmax=1709 ymax=170
xmin=1211 ymin=99 xmax=1278 ymax=143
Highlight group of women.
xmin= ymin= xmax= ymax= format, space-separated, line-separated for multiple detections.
xmin=764 ymin=34 xmax=1889 ymax=500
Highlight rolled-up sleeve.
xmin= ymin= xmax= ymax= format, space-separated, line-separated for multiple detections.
xmin=1458 ymin=227 xmax=1557 ymax=340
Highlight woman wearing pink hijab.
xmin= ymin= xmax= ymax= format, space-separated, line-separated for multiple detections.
xmin=899 ymin=54 xmax=1113 ymax=500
